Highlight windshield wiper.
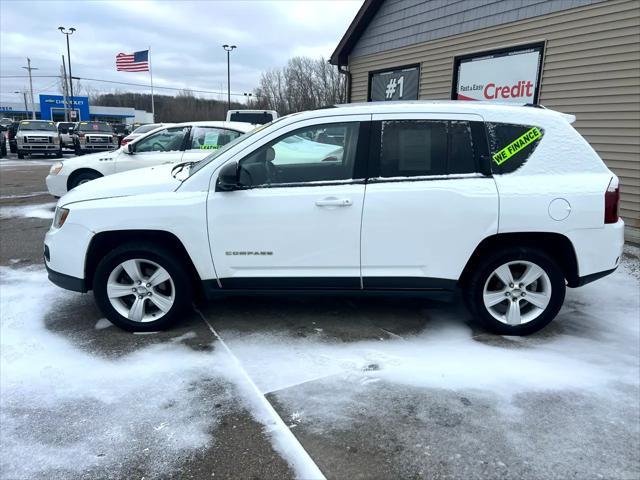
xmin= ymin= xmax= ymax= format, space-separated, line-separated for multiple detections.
xmin=171 ymin=161 xmax=197 ymax=178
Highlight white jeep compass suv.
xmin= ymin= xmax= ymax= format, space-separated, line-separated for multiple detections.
xmin=44 ymin=102 xmax=624 ymax=335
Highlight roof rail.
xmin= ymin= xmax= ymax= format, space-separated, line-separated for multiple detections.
xmin=523 ymin=103 xmax=547 ymax=109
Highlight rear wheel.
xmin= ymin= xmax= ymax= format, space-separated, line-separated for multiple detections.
xmin=464 ymin=248 xmax=565 ymax=335
xmin=93 ymin=243 xmax=193 ymax=332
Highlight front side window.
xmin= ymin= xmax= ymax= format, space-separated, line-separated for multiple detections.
xmin=238 ymin=122 xmax=360 ymax=187
xmin=134 ymin=127 xmax=189 ymax=153
xmin=189 ymin=127 xmax=242 ymax=151
xmin=486 ymin=122 xmax=544 ymax=174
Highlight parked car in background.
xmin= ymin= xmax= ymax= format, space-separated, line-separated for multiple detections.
xmin=72 ymin=121 xmax=118 ymax=155
xmin=56 ymin=122 xmax=76 ymax=149
xmin=46 ymin=120 xmax=254 ymax=196
xmin=0 ymin=126 xmax=6 ymax=158
xmin=121 ymin=123 xmax=170 ymax=146
xmin=16 ymin=120 xmax=62 ymax=159
xmin=44 ymin=102 xmax=623 ymax=334
xmin=226 ymin=109 xmax=278 ymax=125
xmin=7 ymin=121 xmax=20 ymax=153
xmin=112 ymin=124 xmax=130 ymax=147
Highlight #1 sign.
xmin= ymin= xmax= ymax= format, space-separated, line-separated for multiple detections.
xmin=454 ymin=44 xmax=543 ymax=104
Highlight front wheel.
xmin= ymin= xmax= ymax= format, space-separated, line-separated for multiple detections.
xmin=93 ymin=243 xmax=193 ymax=331
xmin=464 ymin=248 xmax=565 ymax=336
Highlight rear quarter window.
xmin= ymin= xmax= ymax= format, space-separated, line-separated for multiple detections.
xmin=486 ymin=123 xmax=544 ymax=174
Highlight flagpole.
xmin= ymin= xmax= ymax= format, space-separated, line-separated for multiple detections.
xmin=148 ymin=46 xmax=155 ymax=122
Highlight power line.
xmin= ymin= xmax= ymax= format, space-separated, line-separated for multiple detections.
xmin=1 ymin=74 xmax=248 ymax=97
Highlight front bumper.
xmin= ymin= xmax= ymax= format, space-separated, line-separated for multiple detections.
xmin=44 ymin=221 xmax=94 ymax=290
xmin=79 ymin=143 xmax=117 ymax=151
xmin=19 ymin=144 xmax=60 ymax=152
xmin=46 ymin=173 xmax=68 ymax=197
xmin=46 ymin=263 xmax=87 ymax=292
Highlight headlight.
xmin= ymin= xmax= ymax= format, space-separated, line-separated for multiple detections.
xmin=53 ymin=207 xmax=69 ymax=228
xmin=50 ymin=162 xmax=63 ymax=175
xmin=53 ymin=136 xmax=60 ymax=144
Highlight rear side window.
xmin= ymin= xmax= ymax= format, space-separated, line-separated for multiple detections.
xmin=486 ymin=123 xmax=544 ymax=174
xmin=378 ymin=120 xmax=479 ymax=178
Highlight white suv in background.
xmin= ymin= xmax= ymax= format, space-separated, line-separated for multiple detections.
xmin=44 ymin=102 xmax=624 ymax=335
xmin=45 ymin=121 xmax=254 ymax=197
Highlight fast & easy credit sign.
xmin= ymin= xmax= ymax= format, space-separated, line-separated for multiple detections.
xmin=453 ymin=43 xmax=544 ymax=104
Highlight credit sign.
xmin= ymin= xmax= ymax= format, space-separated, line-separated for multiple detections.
xmin=453 ymin=43 xmax=544 ymax=104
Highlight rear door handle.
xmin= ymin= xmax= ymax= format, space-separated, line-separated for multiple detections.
xmin=315 ymin=198 xmax=353 ymax=207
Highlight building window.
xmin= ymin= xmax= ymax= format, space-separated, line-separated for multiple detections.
xmin=452 ymin=42 xmax=545 ymax=104
xmin=368 ymin=64 xmax=420 ymax=102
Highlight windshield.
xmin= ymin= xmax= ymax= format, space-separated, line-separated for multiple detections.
xmin=187 ymin=114 xmax=293 ymax=177
xmin=77 ymin=122 xmax=113 ymax=133
xmin=132 ymin=124 xmax=159 ymax=134
xmin=18 ymin=121 xmax=57 ymax=132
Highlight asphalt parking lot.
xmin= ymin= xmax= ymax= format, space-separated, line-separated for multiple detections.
xmin=1 ymin=151 xmax=639 ymax=480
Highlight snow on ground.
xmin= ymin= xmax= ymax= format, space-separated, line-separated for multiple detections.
xmin=0 ymin=267 xmax=240 ymax=479
xmin=1 ymin=249 xmax=638 ymax=478
xmin=0 ymin=202 xmax=56 ymax=220
xmin=218 ymin=258 xmax=639 ymax=398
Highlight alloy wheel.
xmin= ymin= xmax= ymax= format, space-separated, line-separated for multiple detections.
xmin=482 ymin=260 xmax=552 ymax=326
xmin=106 ymin=258 xmax=175 ymax=323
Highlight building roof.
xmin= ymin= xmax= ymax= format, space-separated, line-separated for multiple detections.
xmin=329 ymin=0 xmax=383 ymax=66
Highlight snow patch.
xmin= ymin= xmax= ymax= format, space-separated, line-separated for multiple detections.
xmin=0 ymin=267 xmax=236 ymax=479
xmin=93 ymin=318 xmax=112 ymax=330
xmin=0 ymin=202 xmax=56 ymax=220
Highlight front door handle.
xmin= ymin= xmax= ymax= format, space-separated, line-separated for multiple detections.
xmin=315 ymin=198 xmax=353 ymax=207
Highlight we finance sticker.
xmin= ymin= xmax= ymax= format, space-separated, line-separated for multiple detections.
xmin=492 ymin=127 xmax=542 ymax=165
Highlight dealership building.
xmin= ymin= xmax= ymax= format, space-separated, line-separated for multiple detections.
xmin=0 ymin=94 xmax=153 ymax=125
xmin=331 ymin=0 xmax=640 ymax=241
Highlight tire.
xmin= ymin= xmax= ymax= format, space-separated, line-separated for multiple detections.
xmin=69 ymin=171 xmax=101 ymax=189
xmin=93 ymin=243 xmax=193 ymax=332
xmin=74 ymin=142 xmax=83 ymax=156
xmin=0 ymin=143 xmax=6 ymax=158
xmin=17 ymin=150 xmax=24 ymax=159
xmin=463 ymin=247 xmax=565 ymax=336
xmin=10 ymin=143 xmax=17 ymax=153
xmin=55 ymin=149 xmax=63 ymax=158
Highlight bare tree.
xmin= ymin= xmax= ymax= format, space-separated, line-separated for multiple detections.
xmin=254 ymin=56 xmax=346 ymax=115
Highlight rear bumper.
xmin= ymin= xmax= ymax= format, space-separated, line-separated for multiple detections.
xmin=567 ymin=220 xmax=624 ymax=280
xmin=574 ymin=266 xmax=618 ymax=287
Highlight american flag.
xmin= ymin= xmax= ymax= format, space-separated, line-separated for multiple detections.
xmin=116 ymin=50 xmax=149 ymax=72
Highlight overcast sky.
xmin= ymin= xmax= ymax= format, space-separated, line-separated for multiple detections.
xmin=0 ymin=0 xmax=362 ymax=104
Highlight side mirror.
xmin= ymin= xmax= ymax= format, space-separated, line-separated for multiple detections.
xmin=126 ymin=143 xmax=134 ymax=154
xmin=216 ymin=161 xmax=239 ymax=191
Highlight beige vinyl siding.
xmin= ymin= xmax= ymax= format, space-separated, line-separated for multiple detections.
xmin=348 ymin=0 xmax=640 ymax=239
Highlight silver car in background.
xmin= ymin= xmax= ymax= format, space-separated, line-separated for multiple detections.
xmin=56 ymin=122 xmax=76 ymax=149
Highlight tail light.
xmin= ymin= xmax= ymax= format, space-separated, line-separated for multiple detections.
xmin=604 ymin=176 xmax=620 ymax=224
xmin=121 ymin=138 xmax=130 ymax=146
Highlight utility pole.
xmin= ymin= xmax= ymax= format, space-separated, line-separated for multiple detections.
xmin=14 ymin=91 xmax=29 ymax=118
xmin=21 ymin=58 xmax=38 ymax=119
xmin=222 ymin=44 xmax=236 ymax=113
xmin=61 ymin=55 xmax=70 ymax=121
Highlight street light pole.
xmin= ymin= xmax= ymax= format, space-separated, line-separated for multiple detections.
xmin=21 ymin=59 xmax=38 ymax=119
xmin=222 ymin=44 xmax=236 ymax=113
xmin=58 ymin=27 xmax=76 ymax=119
